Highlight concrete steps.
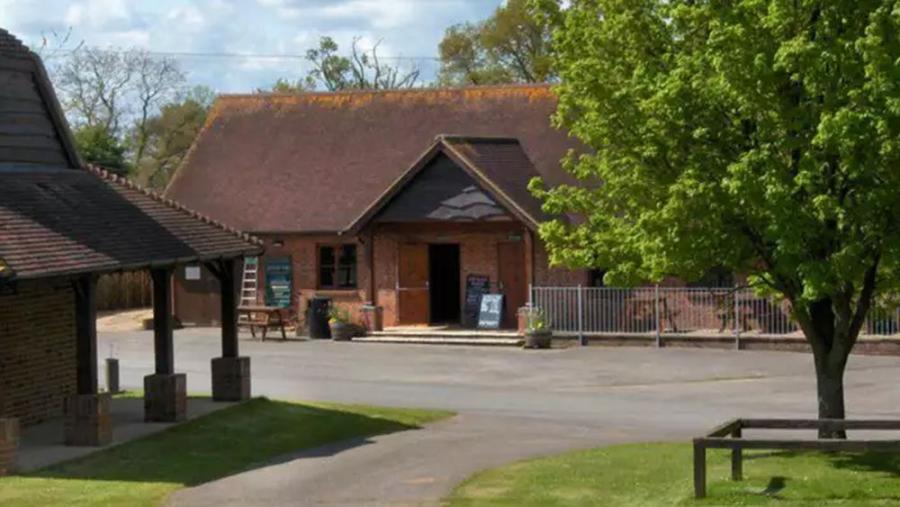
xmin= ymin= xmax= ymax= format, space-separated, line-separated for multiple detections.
xmin=353 ymin=336 xmax=523 ymax=347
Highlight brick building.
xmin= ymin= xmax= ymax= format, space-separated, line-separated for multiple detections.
xmin=0 ymin=28 xmax=261 ymax=469
xmin=166 ymin=85 xmax=588 ymax=329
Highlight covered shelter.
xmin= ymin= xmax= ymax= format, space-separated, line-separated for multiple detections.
xmin=0 ymin=28 xmax=262 ymax=470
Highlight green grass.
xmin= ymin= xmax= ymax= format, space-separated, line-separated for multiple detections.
xmin=0 ymin=396 xmax=452 ymax=507
xmin=448 ymin=442 xmax=900 ymax=506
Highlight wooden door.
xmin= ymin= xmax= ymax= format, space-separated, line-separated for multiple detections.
xmin=498 ymin=241 xmax=527 ymax=329
xmin=397 ymin=243 xmax=429 ymax=325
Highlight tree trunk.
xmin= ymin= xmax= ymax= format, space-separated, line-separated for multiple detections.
xmin=814 ymin=357 xmax=847 ymax=439
xmin=804 ymin=297 xmax=851 ymax=439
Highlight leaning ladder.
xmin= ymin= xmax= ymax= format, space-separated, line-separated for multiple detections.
xmin=240 ymin=257 xmax=259 ymax=307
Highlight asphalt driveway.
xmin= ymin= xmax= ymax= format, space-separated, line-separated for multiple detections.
xmin=98 ymin=329 xmax=900 ymax=506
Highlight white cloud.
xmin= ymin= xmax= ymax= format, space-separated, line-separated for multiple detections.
xmin=3 ymin=0 xmax=501 ymax=92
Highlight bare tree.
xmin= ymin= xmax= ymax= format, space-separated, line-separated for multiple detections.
xmin=55 ymin=47 xmax=137 ymax=134
xmin=304 ymin=36 xmax=419 ymax=91
xmin=130 ymin=50 xmax=185 ymax=168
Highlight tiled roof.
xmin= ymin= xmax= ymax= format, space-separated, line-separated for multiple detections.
xmin=166 ymin=84 xmax=582 ymax=233
xmin=0 ymin=165 xmax=262 ymax=280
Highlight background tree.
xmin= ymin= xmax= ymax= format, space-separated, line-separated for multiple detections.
xmin=133 ymin=86 xmax=215 ymax=190
xmin=437 ymin=0 xmax=561 ymax=85
xmin=532 ymin=0 xmax=900 ymax=436
xmin=303 ymin=36 xmax=420 ymax=91
xmin=129 ymin=51 xmax=186 ymax=169
xmin=72 ymin=124 xmax=128 ymax=174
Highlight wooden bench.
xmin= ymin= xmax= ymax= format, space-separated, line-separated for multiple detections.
xmin=693 ymin=418 xmax=900 ymax=498
xmin=238 ymin=305 xmax=287 ymax=341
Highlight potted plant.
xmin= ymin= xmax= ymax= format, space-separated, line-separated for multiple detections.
xmin=328 ymin=306 xmax=354 ymax=341
xmin=523 ymin=307 xmax=552 ymax=349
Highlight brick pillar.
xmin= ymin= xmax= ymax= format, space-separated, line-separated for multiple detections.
xmin=144 ymin=373 xmax=186 ymax=422
xmin=212 ymin=357 xmax=251 ymax=401
xmin=0 ymin=418 xmax=19 ymax=476
xmin=64 ymin=393 xmax=112 ymax=446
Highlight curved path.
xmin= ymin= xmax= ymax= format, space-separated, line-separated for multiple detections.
xmin=99 ymin=330 xmax=900 ymax=506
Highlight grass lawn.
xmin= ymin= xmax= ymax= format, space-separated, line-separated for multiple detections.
xmin=448 ymin=442 xmax=900 ymax=506
xmin=0 ymin=396 xmax=452 ymax=507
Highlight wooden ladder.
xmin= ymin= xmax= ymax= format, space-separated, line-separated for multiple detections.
xmin=240 ymin=257 xmax=259 ymax=307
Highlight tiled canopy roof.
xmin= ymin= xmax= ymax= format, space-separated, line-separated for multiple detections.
xmin=166 ymin=84 xmax=583 ymax=233
xmin=0 ymin=27 xmax=262 ymax=281
xmin=0 ymin=166 xmax=261 ymax=280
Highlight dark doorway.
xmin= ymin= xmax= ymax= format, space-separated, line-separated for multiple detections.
xmin=429 ymin=244 xmax=460 ymax=324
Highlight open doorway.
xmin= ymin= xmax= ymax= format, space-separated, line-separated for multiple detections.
xmin=429 ymin=244 xmax=460 ymax=324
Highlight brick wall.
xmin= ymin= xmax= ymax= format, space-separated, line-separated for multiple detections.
xmin=0 ymin=280 xmax=77 ymax=426
xmin=174 ymin=225 xmax=589 ymax=329
xmin=261 ymin=235 xmax=370 ymax=326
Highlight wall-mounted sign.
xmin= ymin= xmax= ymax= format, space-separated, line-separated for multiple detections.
xmin=478 ymin=294 xmax=504 ymax=329
xmin=265 ymin=256 xmax=293 ymax=308
xmin=184 ymin=265 xmax=201 ymax=281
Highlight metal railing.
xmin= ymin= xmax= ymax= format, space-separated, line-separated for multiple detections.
xmin=530 ymin=286 xmax=900 ymax=344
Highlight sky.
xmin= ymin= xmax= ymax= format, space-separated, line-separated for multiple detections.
xmin=0 ymin=0 xmax=503 ymax=92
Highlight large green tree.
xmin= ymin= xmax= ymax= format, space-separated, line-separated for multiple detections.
xmin=532 ymin=0 xmax=900 ymax=434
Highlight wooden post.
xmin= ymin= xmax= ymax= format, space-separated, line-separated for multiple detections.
xmin=731 ymin=427 xmax=743 ymax=481
xmin=151 ymin=268 xmax=174 ymax=375
xmin=219 ymin=259 xmax=238 ymax=358
xmin=208 ymin=259 xmax=252 ymax=402
xmin=74 ymin=276 xmax=98 ymax=395
xmin=693 ymin=440 xmax=707 ymax=498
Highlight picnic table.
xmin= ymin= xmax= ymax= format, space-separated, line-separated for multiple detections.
xmin=238 ymin=305 xmax=288 ymax=341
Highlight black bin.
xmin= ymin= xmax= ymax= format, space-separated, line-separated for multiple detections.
xmin=308 ymin=296 xmax=332 ymax=339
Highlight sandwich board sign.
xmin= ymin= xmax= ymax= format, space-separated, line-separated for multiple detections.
xmin=477 ymin=294 xmax=504 ymax=329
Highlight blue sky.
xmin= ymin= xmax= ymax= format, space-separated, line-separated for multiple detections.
xmin=0 ymin=0 xmax=502 ymax=92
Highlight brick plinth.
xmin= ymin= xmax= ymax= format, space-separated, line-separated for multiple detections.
xmin=144 ymin=373 xmax=186 ymax=422
xmin=0 ymin=418 xmax=19 ymax=476
xmin=211 ymin=357 xmax=251 ymax=401
xmin=63 ymin=393 xmax=112 ymax=446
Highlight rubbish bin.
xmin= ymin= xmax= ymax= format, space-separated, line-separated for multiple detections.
xmin=308 ymin=297 xmax=332 ymax=339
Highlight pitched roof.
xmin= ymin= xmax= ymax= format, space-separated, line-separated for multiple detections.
xmin=0 ymin=166 xmax=262 ymax=280
xmin=347 ymin=136 xmax=548 ymax=233
xmin=166 ymin=84 xmax=582 ymax=233
xmin=0 ymin=27 xmax=262 ymax=281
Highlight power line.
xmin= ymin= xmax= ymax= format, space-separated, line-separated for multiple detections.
xmin=43 ymin=47 xmax=441 ymax=62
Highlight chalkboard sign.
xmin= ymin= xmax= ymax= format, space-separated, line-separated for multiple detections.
xmin=478 ymin=294 xmax=505 ymax=329
xmin=465 ymin=274 xmax=490 ymax=326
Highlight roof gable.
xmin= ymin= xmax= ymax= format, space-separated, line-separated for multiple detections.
xmin=0 ymin=28 xmax=80 ymax=169
xmin=349 ymin=136 xmax=547 ymax=233
xmin=166 ymin=84 xmax=581 ymax=233
xmin=373 ymin=151 xmax=513 ymax=224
